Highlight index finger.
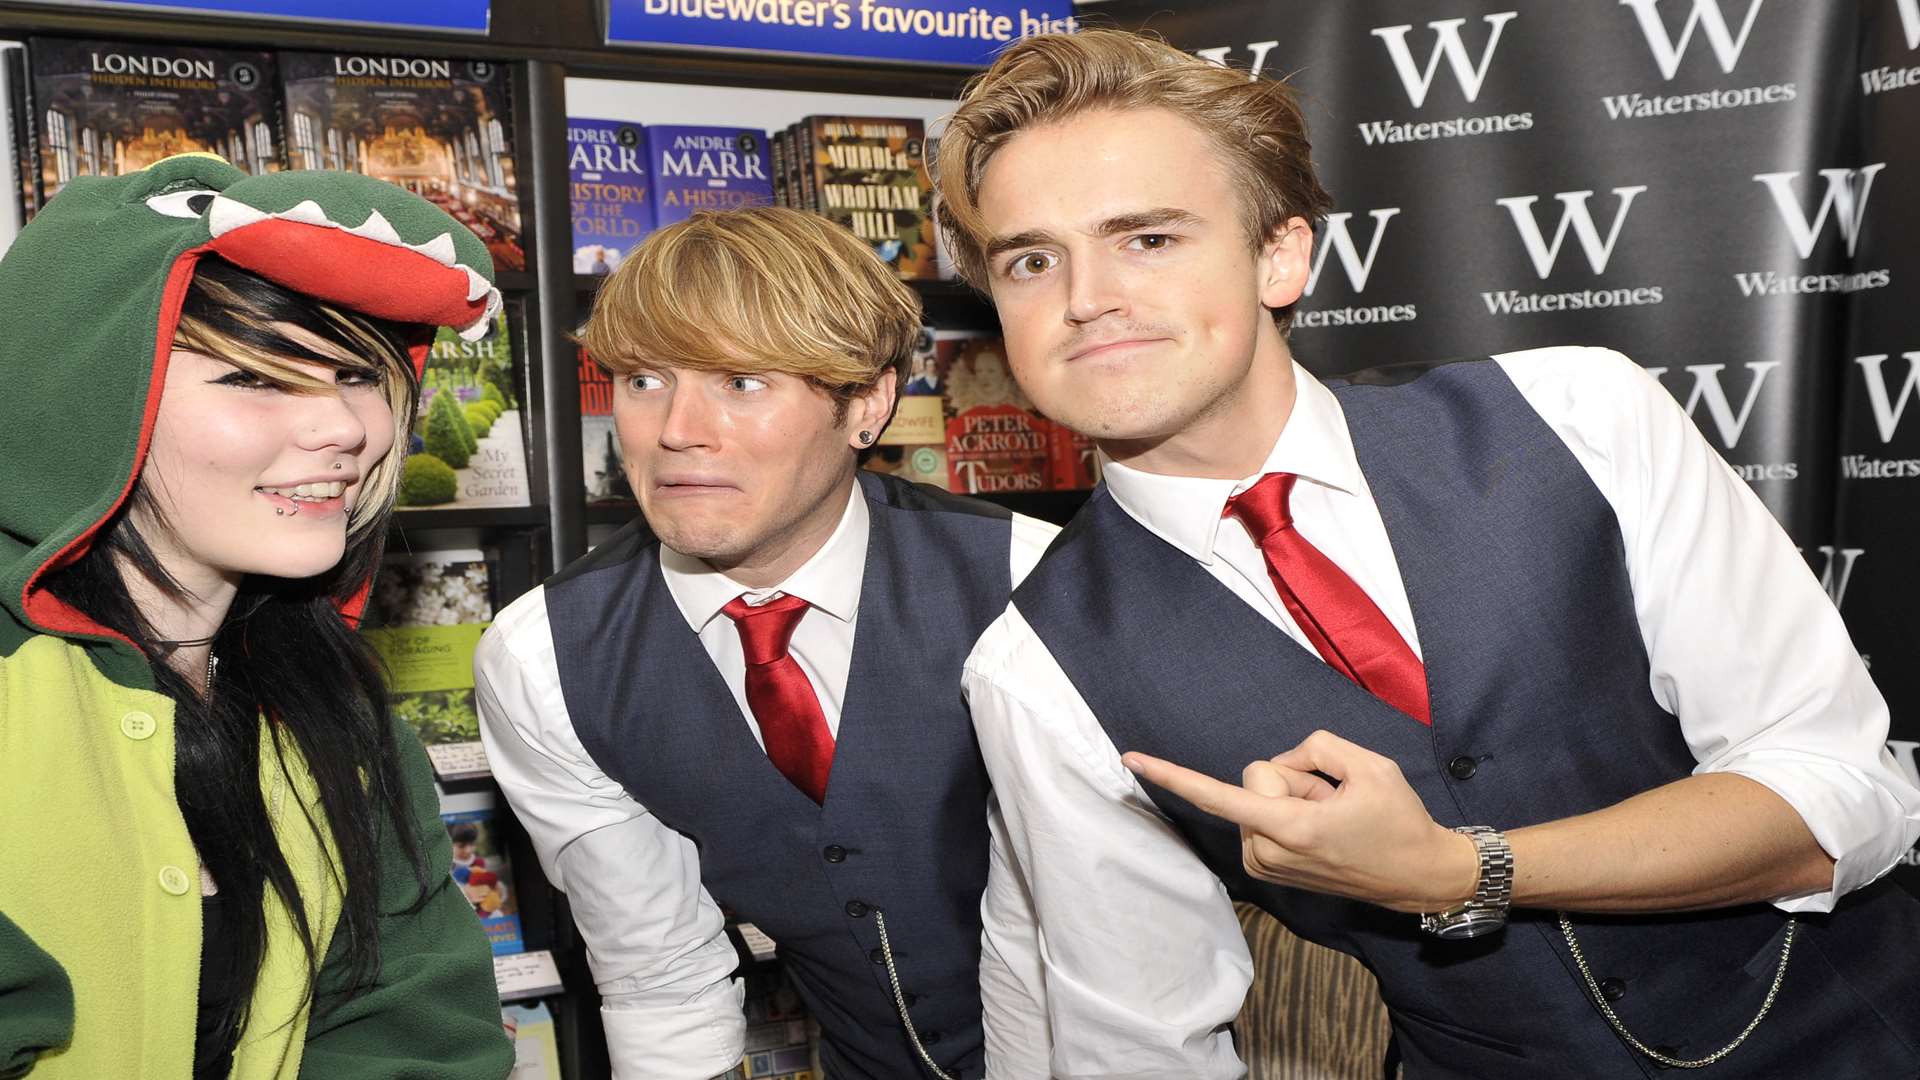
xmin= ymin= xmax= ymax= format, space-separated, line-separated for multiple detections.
xmin=1122 ymin=751 xmax=1292 ymax=831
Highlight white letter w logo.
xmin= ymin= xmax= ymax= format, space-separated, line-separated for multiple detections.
xmin=1307 ymin=209 xmax=1401 ymax=295
xmin=1371 ymin=12 xmax=1517 ymax=107
xmin=1752 ymin=165 xmax=1885 ymax=259
xmin=1899 ymin=0 xmax=1920 ymax=51
xmin=1496 ymin=187 xmax=1647 ymax=278
xmin=1645 ymin=361 xmax=1782 ymax=449
xmin=1619 ymin=0 xmax=1766 ymax=79
xmin=1855 ymin=352 xmax=1920 ymax=443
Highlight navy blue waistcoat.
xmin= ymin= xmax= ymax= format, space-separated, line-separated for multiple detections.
xmin=547 ymin=472 xmax=1012 ymax=1080
xmin=1014 ymin=359 xmax=1920 ymax=1078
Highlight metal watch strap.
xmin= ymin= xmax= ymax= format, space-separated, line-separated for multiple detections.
xmin=1420 ymin=825 xmax=1513 ymax=938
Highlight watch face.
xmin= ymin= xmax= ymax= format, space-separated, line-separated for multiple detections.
xmin=1432 ymin=912 xmax=1508 ymax=940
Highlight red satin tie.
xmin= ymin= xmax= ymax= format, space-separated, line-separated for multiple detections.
xmin=722 ymin=594 xmax=835 ymax=803
xmin=1225 ymin=473 xmax=1432 ymax=725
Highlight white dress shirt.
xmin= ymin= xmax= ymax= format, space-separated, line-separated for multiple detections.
xmin=965 ymin=346 xmax=1920 ymax=1080
xmin=475 ymin=479 xmax=1059 ymax=1079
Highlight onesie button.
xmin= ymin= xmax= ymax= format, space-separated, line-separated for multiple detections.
xmin=158 ymin=865 xmax=192 ymax=896
xmin=121 ymin=711 xmax=157 ymax=740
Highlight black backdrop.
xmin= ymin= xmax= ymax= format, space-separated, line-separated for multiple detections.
xmin=1074 ymin=0 xmax=1920 ymax=892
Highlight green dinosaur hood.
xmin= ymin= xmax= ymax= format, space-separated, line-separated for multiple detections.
xmin=0 ymin=153 xmax=503 ymax=685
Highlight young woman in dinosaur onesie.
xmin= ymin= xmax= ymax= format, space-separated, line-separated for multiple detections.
xmin=0 ymin=153 xmax=516 ymax=1079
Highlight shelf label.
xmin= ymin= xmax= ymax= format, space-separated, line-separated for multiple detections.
xmin=604 ymin=0 xmax=1077 ymax=66
xmin=495 ymin=949 xmax=564 ymax=1001
xmin=28 ymin=0 xmax=490 ymax=33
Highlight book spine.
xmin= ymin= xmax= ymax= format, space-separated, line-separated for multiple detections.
xmin=770 ymin=126 xmax=789 ymax=209
xmin=798 ymin=119 xmax=818 ymax=214
xmin=14 ymin=41 xmax=37 ymax=220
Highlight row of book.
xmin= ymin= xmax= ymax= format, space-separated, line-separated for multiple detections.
xmin=569 ymin=114 xmax=940 ymax=281
xmin=0 ymin=37 xmax=522 ymax=268
xmin=582 ymin=330 xmax=1101 ymax=505
xmin=364 ymin=548 xmax=821 ymax=1076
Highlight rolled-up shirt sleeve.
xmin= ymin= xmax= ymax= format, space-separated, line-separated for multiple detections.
xmin=474 ymin=591 xmax=746 ymax=1079
xmin=1499 ymin=347 xmax=1920 ymax=911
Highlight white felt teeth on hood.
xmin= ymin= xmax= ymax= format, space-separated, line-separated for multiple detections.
xmin=461 ymin=265 xmax=492 ymax=302
xmin=278 ymin=200 xmax=333 ymax=226
xmin=206 ymin=194 xmax=269 ymax=238
xmin=411 ymin=232 xmax=458 ymax=267
xmin=457 ymin=286 xmax=503 ymax=341
xmin=346 ymin=209 xmax=403 ymax=246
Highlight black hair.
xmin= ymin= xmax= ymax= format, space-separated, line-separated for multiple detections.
xmin=44 ymin=256 xmax=432 ymax=1050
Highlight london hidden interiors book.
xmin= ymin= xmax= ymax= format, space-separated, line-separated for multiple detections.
xmin=26 ymin=36 xmax=278 ymax=207
xmin=278 ymin=50 xmax=522 ymax=271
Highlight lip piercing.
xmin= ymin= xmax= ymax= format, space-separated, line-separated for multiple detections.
xmin=276 ymin=505 xmax=300 ymax=517
xmin=331 ymin=462 xmax=343 ymax=470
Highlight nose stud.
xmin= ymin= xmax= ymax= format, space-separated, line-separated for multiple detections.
xmin=331 ymin=462 xmax=343 ymax=470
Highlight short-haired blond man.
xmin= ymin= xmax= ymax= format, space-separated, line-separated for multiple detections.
xmin=945 ymin=29 xmax=1920 ymax=1080
xmin=474 ymin=207 xmax=1056 ymax=1080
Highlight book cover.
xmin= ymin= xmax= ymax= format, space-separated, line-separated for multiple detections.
xmin=0 ymin=43 xmax=22 ymax=255
xmin=1047 ymin=420 xmax=1104 ymax=491
xmin=942 ymin=335 xmax=1051 ymax=494
xmin=502 ymin=1003 xmax=562 ymax=1079
xmin=278 ymin=50 xmax=522 ymax=271
xmin=5 ymin=41 xmax=35 ymax=223
xmin=740 ymin=965 xmax=820 ymax=1080
xmin=441 ymin=791 xmax=523 ymax=955
xmin=568 ymin=117 xmax=650 ymax=275
xmin=578 ymin=344 xmax=635 ymax=505
xmin=645 ymin=124 xmax=773 ymax=229
xmin=398 ymin=306 xmax=531 ymax=510
xmin=364 ymin=549 xmax=494 ymax=780
xmin=27 ymin=37 xmax=277 ymax=204
xmin=803 ymin=115 xmax=937 ymax=280
xmin=864 ymin=325 xmax=947 ymax=488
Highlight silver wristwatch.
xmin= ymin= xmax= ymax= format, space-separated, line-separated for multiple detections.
xmin=1419 ymin=826 xmax=1513 ymax=939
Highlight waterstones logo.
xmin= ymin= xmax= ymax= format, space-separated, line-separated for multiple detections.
xmin=1754 ymin=165 xmax=1884 ymax=258
xmin=1648 ymin=362 xmax=1792 ymax=478
xmin=1195 ymin=40 xmax=1281 ymax=78
xmin=1736 ymin=166 xmax=1891 ymax=300
xmin=333 ymin=56 xmax=452 ymax=79
xmin=1621 ymin=0 xmax=1765 ymax=78
xmin=1844 ymin=352 xmax=1920 ymax=478
xmin=1860 ymin=0 xmax=1920 ymax=93
xmin=1483 ymin=187 xmax=1663 ymax=316
xmin=1355 ymin=13 xmax=1532 ymax=145
xmin=1800 ymin=545 xmax=1864 ymax=608
xmin=1299 ymin=210 xmax=1416 ymax=329
xmin=90 ymin=52 xmax=216 ymax=80
xmin=1604 ymin=0 xmax=1794 ymax=120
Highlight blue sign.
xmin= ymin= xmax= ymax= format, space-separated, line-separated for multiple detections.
xmin=31 ymin=0 xmax=490 ymax=33
xmin=605 ymin=0 xmax=1077 ymax=67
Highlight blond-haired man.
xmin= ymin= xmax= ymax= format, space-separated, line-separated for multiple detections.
xmin=475 ymin=207 xmax=1054 ymax=1079
xmin=944 ymin=29 xmax=1920 ymax=1080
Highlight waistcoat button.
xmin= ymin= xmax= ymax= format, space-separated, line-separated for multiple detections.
xmin=870 ymin=947 xmax=885 ymax=964
xmin=1599 ymin=977 xmax=1626 ymax=1002
xmin=845 ymin=900 xmax=869 ymax=918
xmin=1447 ymin=755 xmax=1478 ymax=780
xmin=823 ymin=844 xmax=847 ymax=863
